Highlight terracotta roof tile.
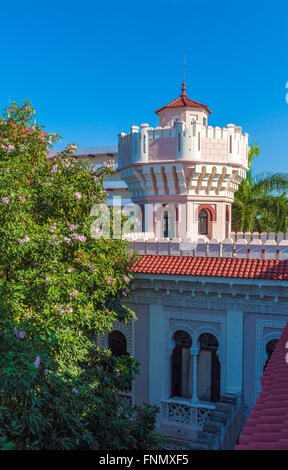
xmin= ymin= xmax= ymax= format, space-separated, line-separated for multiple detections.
xmin=154 ymin=83 xmax=212 ymax=115
xmin=131 ymin=255 xmax=288 ymax=281
xmin=235 ymin=322 xmax=288 ymax=450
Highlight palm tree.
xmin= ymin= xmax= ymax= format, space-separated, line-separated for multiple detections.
xmin=232 ymin=144 xmax=288 ymax=233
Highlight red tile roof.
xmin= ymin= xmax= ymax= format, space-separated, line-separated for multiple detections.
xmin=131 ymin=255 xmax=288 ymax=281
xmin=235 ymin=322 xmax=288 ymax=450
xmin=155 ymin=83 xmax=212 ymax=115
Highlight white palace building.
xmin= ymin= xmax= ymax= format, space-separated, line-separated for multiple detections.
xmin=54 ymin=84 xmax=288 ymax=449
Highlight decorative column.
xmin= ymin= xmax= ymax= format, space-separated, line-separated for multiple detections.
xmin=191 ymin=348 xmax=199 ymax=403
xmin=149 ymin=303 xmax=165 ymax=426
xmin=144 ymin=203 xmax=154 ymax=234
xmin=225 ymin=309 xmax=243 ymax=394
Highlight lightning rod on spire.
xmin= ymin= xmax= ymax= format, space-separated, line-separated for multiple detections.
xmin=184 ymin=52 xmax=186 ymax=83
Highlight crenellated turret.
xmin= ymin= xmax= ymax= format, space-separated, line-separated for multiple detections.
xmin=118 ymin=83 xmax=249 ymax=242
xmin=119 ymin=121 xmax=248 ymax=169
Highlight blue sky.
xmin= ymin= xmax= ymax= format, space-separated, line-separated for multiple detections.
xmin=0 ymin=0 xmax=287 ymax=173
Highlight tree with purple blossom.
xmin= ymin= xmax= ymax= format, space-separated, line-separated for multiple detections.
xmin=0 ymin=102 xmax=162 ymax=450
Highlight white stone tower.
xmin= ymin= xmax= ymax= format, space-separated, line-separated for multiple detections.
xmin=118 ymin=83 xmax=249 ymax=241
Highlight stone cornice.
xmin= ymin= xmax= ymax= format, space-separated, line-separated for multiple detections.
xmin=133 ymin=272 xmax=288 ymax=289
xmin=129 ymin=274 xmax=288 ymax=314
xmin=127 ymin=293 xmax=288 ymax=315
xmin=134 ymin=273 xmax=288 ymax=286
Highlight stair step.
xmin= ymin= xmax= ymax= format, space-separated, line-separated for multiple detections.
xmin=189 ymin=442 xmax=212 ymax=450
xmin=221 ymin=395 xmax=239 ymax=405
xmin=202 ymin=422 xmax=223 ymax=435
xmin=197 ymin=430 xmax=220 ymax=443
xmin=208 ymin=412 xmax=230 ymax=425
xmin=216 ymin=402 xmax=235 ymax=412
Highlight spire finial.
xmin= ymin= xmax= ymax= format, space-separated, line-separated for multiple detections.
xmin=181 ymin=82 xmax=187 ymax=96
xmin=181 ymin=53 xmax=187 ymax=97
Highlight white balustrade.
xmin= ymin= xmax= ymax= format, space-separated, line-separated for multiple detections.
xmin=162 ymin=399 xmax=215 ymax=429
xmin=249 ymin=239 xmax=263 ymax=259
xmin=124 ymin=231 xmax=287 ymax=260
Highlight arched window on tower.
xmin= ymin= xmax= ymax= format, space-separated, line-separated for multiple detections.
xmin=171 ymin=330 xmax=193 ymax=398
xmin=198 ymin=209 xmax=208 ymax=235
xmin=197 ymin=333 xmax=220 ymax=402
xmin=162 ymin=208 xmax=175 ymax=239
xmin=108 ymin=330 xmax=128 ymax=357
xmin=163 ymin=211 xmax=169 ymax=238
xmin=263 ymin=339 xmax=278 ymax=371
xmin=173 ymin=115 xmax=180 ymax=126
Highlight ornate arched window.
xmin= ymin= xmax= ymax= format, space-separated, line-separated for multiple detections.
xmin=171 ymin=330 xmax=192 ymax=398
xmin=197 ymin=333 xmax=220 ymax=402
xmin=263 ymin=339 xmax=278 ymax=371
xmin=198 ymin=209 xmax=208 ymax=235
xmin=108 ymin=330 xmax=127 ymax=357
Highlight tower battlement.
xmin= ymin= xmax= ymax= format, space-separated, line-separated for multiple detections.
xmin=119 ymin=122 xmax=249 ymax=170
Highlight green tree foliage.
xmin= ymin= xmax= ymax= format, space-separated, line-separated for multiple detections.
xmin=0 ymin=102 xmax=162 ymax=450
xmin=232 ymin=144 xmax=288 ymax=233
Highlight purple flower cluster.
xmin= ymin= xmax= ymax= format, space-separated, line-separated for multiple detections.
xmin=58 ymin=305 xmax=73 ymax=314
xmin=67 ymin=144 xmax=77 ymax=153
xmin=14 ymin=327 xmax=26 ymax=339
xmin=103 ymin=160 xmax=115 ymax=169
xmin=17 ymin=235 xmax=30 ymax=243
xmin=71 ymin=233 xmax=86 ymax=242
xmin=34 ymin=356 xmax=40 ymax=368
xmin=88 ymin=266 xmax=98 ymax=274
xmin=70 ymin=290 xmax=79 ymax=297
xmin=1 ymin=144 xmax=15 ymax=153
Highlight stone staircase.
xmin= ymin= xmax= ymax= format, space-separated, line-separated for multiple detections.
xmin=195 ymin=394 xmax=242 ymax=450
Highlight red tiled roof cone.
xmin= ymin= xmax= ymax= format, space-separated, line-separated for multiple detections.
xmin=235 ymin=321 xmax=288 ymax=450
xmin=154 ymin=82 xmax=212 ymax=115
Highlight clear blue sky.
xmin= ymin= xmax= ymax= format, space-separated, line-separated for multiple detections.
xmin=0 ymin=0 xmax=287 ymax=173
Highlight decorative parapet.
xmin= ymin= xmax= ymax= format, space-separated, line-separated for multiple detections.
xmin=124 ymin=233 xmax=288 ymax=260
xmin=230 ymin=231 xmax=287 ymax=243
xmin=118 ymin=122 xmax=249 ymax=170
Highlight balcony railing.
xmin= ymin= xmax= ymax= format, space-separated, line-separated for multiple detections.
xmin=162 ymin=398 xmax=215 ymax=429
